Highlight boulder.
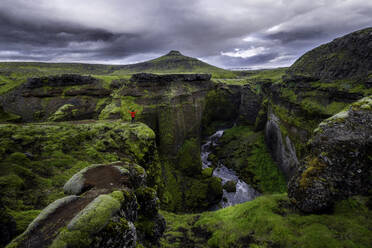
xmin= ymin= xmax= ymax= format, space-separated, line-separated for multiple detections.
xmin=223 ymin=180 xmax=237 ymax=193
xmin=288 ymin=96 xmax=372 ymax=213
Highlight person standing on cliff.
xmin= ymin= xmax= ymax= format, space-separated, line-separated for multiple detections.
xmin=129 ymin=110 xmax=137 ymax=123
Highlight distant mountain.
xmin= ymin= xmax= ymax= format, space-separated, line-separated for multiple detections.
xmin=112 ymin=50 xmax=234 ymax=77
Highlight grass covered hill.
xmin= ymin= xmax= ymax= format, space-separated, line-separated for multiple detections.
xmin=0 ymin=50 xmax=237 ymax=95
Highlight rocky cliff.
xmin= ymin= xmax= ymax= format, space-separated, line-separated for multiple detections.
xmin=288 ymin=97 xmax=372 ymax=213
xmin=262 ymin=27 xmax=372 ymax=181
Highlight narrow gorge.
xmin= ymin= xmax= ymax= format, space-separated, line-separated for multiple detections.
xmin=0 ymin=28 xmax=371 ymax=248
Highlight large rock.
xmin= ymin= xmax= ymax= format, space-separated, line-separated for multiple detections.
xmin=288 ymin=96 xmax=372 ymax=213
xmin=286 ymin=27 xmax=372 ymax=81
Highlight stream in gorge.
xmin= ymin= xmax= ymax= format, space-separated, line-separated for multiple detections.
xmin=201 ymin=130 xmax=260 ymax=209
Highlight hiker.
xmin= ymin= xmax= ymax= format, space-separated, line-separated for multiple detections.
xmin=129 ymin=110 xmax=137 ymax=123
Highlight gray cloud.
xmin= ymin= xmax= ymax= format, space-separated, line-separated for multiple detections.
xmin=0 ymin=0 xmax=371 ymax=68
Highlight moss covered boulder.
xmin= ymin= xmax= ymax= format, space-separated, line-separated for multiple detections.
xmin=288 ymin=96 xmax=372 ymax=213
xmin=6 ymin=161 xmax=165 ymax=248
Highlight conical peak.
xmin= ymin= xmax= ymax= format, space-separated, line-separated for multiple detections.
xmin=166 ymin=50 xmax=183 ymax=56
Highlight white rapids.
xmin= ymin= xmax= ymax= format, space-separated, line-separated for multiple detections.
xmin=201 ymin=130 xmax=260 ymax=209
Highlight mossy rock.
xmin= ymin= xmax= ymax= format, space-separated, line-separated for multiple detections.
xmin=202 ymin=167 xmax=213 ymax=178
xmin=135 ymin=186 xmax=159 ymax=218
xmin=223 ymin=180 xmax=237 ymax=193
xmin=289 ymin=96 xmax=372 ymax=213
xmin=48 ymin=104 xmax=77 ymax=122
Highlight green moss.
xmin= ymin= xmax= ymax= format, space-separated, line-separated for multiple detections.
xmin=202 ymin=167 xmax=213 ymax=177
xmin=299 ymin=157 xmax=327 ymax=188
xmin=109 ymin=191 xmax=125 ymax=202
xmin=300 ymin=98 xmax=348 ymax=116
xmin=48 ymin=104 xmax=76 ymax=122
xmin=280 ymin=87 xmax=297 ymax=103
xmin=159 ymin=158 xmax=223 ymax=213
xmin=176 ymin=138 xmax=202 ymax=176
xmin=51 ymin=194 xmax=121 ymax=248
xmin=0 ymin=106 xmax=22 ymax=123
xmin=99 ymin=101 xmax=121 ymax=119
xmin=161 ymin=194 xmax=372 ymax=248
xmin=350 ymin=96 xmax=372 ymax=111
xmin=8 ymin=209 xmax=41 ymax=234
xmin=202 ymin=89 xmax=237 ymax=135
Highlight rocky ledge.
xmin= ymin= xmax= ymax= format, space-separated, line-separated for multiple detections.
xmin=130 ymin=73 xmax=212 ymax=84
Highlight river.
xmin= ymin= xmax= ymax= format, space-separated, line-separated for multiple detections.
xmin=201 ymin=130 xmax=260 ymax=209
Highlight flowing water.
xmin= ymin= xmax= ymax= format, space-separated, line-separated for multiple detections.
xmin=201 ymin=130 xmax=260 ymax=209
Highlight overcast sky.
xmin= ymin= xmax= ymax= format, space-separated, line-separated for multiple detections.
xmin=0 ymin=0 xmax=371 ymax=69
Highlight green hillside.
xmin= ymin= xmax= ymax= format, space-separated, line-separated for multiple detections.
xmin=0 ymin=51 xmax=239 ymax=95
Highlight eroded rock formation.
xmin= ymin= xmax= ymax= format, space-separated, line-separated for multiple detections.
xmin=288 ymin=97 xmax=372 ymax=212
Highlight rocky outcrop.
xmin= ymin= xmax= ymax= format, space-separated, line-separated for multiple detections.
xmin=6 ymin=161 xmax=165 ymax=248
xmin=25 ymin=74 xmax=99 ymax=89
xmin=120 ymin=73 xmax=216 ymax=156
xmin=286 ymin=27 xmax=372 ymax=82
xmin=130 ymin=73 xmax=212 ymax=84
xmin=288 ymin=96 xmax=372 ymax=213
xmin=0 ymin=74 xmax=110 ymax=122
xmin=265 ymin=110 xmax=299 ymax=179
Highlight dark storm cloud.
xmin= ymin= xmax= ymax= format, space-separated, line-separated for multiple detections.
xmin=0 ymin=0 xmax=371 ymax=68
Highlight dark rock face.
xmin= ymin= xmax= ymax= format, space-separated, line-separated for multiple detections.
xmin=238 ymin=85 xmax=262 ymax=125
xmin=0 ymin=74 xmax=109 ymax=122
xmin=120 ymin=73 xmax=215 ymax=156
xmin=265 ymin=110 xmax=299 ymax=179
xmin=288 ymin=97 xmax=372 ymax=213
xmin=201 ymin=84 xmax=242 ymax=136
xmin=0 ymin=199 xmax=17 ymax=248
xmin=287 ymin=27 xmax=372 ymax=81
xmin=25 ymin=74 xmax=98 ymax=89
xmin=130 ymin=73 xmax=212 ymax=84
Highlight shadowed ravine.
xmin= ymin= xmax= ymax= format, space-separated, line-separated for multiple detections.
xmin=201 ymin=130 xmax=260 ymax=209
